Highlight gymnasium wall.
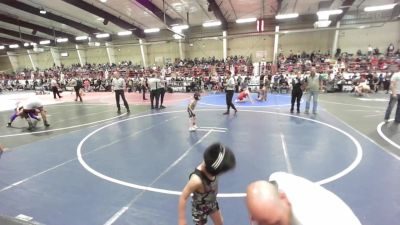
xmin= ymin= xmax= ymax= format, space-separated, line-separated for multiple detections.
xmin=113 ymin=45 xmax=142 ymax=65
xmin=147 ymin=41 xmax=180 ymax=66
xmin=16 ymin=54 xmax=32 ymax=70
xmin=35 ymin=51 xmax=53 ymax=70
xmin=279 ymin=29 xmax=335 ymax=55
xmin=0 ymin=55 xmax=13 ymax=72
xmin=85 ymin=47 xmax=108 ymax=65
xmin=337 ymin=21 xmax=400 ymax=54
xmin=186 ymin=39 xmax=223 ymax=60
xmin=3 ymin=21 xmax=399 ymax=72
xmin=60 ymin=49 xmax=79 ymax=67
xmin=228 ymin=35 xmax=275 ymax=61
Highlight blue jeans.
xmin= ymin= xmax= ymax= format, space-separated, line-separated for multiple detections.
xmin=384 ymin=94 xmax=400 ymax=122
xmin=305 ymin=90 xmax=319 ymax=113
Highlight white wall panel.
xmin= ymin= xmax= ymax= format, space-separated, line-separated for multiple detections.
xmin=147 ymin=42 xmax=180 ymax=66
xmin=186 ymin=40 xmax=223 ymax=60
xmin=338 ymin=21 xmax=400 ymax=54
xmin=36 ymin=51 xmax=53 ymax=70
xmin=279 ymin=30 xmax=334 ymax=55
xmin=228 ymin=35 xmax=274 ymax=61
xmin=86 ymin=47 xmax=108 ymax=65
xmin=60 ymin=50 xmax=79 ymax=67
xmin=114 ymin=45 xmax=142 ymax=65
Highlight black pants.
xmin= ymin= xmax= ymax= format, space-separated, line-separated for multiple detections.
xmin=52 ymin=86 xmax=61 ymax=99
xmin=291 ymin=90 xmax=303 ymax=111
xmin=150 ymin=89 xmax=160 ymax=109
xmin=142 ymin=85 xmax=147 ymax=99
xmin=115 ymin=90 xmax=129 ymax=111
xmin=159 ymin=88 xmax=165 ymax=106
xmin=384 ymin=81 xmax=390 ymax=93
xmin=225 ymin=90 xmax=236 ymax=112
xmin=384 ymin=94 xmax=400 ymax=122
xmin=74 ymin=86 xmax=82 ymax=102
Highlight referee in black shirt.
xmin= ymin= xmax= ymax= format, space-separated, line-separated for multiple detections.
xmin=290 ymin=72 xmax=303 ymax=113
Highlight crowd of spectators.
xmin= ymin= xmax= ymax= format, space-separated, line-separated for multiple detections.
xmin=0 ymin=55 xmax=253 ymax=93
xmin=0 ymin=45 xmax=399 ymax=96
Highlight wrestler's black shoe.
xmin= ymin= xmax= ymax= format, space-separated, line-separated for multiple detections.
xmin=7 ymin=122 xmax=11 ymax=127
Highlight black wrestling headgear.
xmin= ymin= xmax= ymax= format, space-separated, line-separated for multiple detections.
xmin=204 ymin=143 xmax=236 ymax=176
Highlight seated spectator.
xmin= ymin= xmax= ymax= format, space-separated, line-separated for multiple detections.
xmin=368 ymin=45 xmax=373 ymax=55
xmin=387 ymin=43 xmax=395 ymax=55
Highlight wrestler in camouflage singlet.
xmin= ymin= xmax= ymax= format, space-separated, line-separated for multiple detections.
xmin=190 ymin=169 xmax=219 ymax=225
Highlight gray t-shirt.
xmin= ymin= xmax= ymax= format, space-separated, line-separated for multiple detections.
xmin=306 ymin=74 xmax=321 ymax=91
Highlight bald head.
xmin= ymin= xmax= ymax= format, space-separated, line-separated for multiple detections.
xmin=246 ymin=180 xmax=292 ymax=225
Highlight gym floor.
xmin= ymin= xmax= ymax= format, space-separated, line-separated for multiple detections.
xmin=0 ymin=90 xmax=399 ymax=225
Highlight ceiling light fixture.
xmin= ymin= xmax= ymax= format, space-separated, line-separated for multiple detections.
xmin=39 ymin=40 xmax=51 ymax=45
xmin=95 ymin=33 xmax=110 ymax=38
xmin=117 ymin=31 xmax=132 ymax=36
xmin=275 ymin=13 xmax=299 ymax=20
xmin=144 ymin=28 xmax=160 ymax=33
xmin=76 ymin=36 xmax=88 ymax=40
xmin=0 ymin=46 xmax=4 ymax=49
xmin=173 ymin=34 xmax=183 ymax=39
xmin=39 ymin=8 xmax=46 ymax=14
xmin=202 ymin=21 xmax=221 ymax=27
xmin=236 ymin=17 xmax=257 ymax=23
xmin=30 ymin=42 xmax=37 ymax=46
xmin=317 ymin=9 xmax=343 ymax=17
xmin=9 ymin=44 xmax=19 ymax=49
xmin=94 ymin=42 xmax=101 ymax=46
xmin=364 ymin=3 xmax=397 ymax=12
xmin=100 ymin=0 xmax=107 ymax=2
xmin=314 ymin=20 xmax=331 ymax=28
xmin=23 ymin=43 xmax=30 ymax=47
xmin=171 ymin=24 xmax=189 ymax=31
xmin=56 ymin=38 xmax=68 ymax=43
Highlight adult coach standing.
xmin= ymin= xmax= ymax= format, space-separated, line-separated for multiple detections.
xmin=112 ymin=71 xmax=130 ymax=114
xmin=223 ymin=70 xmax=237 ymax=115
xmin=304 ymin=67 xmax=322 ymax=114
xmin=384 ymin=68 xmax=400 ymax=123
